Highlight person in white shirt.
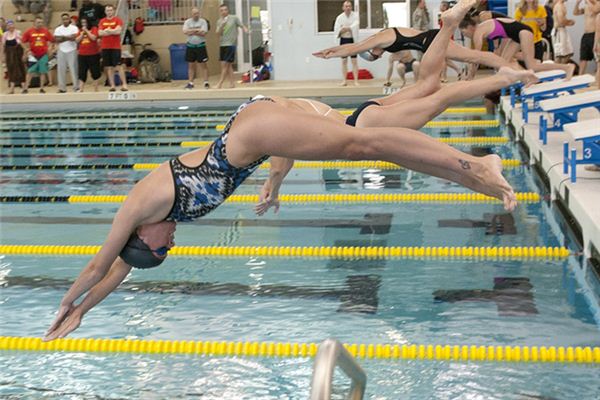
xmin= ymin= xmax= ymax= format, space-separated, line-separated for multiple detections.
xmin=54 ymin=13 xmax=79 ymax=92
xmin=334 ymin=0 xmax=359 ymax=86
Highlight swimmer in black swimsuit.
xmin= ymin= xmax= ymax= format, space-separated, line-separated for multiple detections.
xmin=314 ymin=0 xmax=535 ymax=130
xmin=314 ymin=0 xmax=513 ymax=79
xmin=44 ymin=91 xmax=517 ymax=341
xmin=459 ymin=17 xmax=575 ymax=79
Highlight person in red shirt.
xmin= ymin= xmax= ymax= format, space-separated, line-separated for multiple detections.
xmin=21 ymin=17 xmax=54 ymax=94
xmin=76 ymin=17 xmax=101 ymax=92
xmin=98 ymin=4 xmax=127 ymax=91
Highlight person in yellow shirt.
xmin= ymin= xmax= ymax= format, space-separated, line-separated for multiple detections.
xmin=515 ymin=0 xmax=547 ymax=60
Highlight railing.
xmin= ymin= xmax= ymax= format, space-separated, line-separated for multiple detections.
xmin=128 ymin=0 xmax=204 ymax=25
xmin=310 ymin=339 xmax=367 ymax=400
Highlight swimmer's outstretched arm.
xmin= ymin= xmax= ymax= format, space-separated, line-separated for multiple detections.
xmin=44 ymin=172 xmax=174 ymax=340
xmin=255 ymin=156 xmax=294 ymax=216
xmin=313 ymin=32 xmax=390 ymax=59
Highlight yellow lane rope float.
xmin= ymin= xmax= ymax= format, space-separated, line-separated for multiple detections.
xmin=0 ymin=192 xmax=540 ymax=204
xmin=0 ymin=245 xmax=570 ymax=259
xmin=1 ymin=337 xmax=596 ymax=364
xmin=131 ymin=159 xmax=523 ymax=171
xmin=181 ymin=137 xmax=509 ymax=148
xmin=214 ymin=120 xmax=500 ymax=131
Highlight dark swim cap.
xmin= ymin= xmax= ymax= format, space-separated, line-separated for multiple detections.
xmin=119 ymin=233 xmax=166 ymax=269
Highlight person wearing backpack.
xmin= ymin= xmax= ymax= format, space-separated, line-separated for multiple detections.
xmin=183 ymin=7 xmax=209 ymax=89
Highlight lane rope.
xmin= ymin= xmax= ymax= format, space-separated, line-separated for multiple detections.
xmin=0 ymin=192 xmax=541 ymax=204
xmin=0 ymin=137 xmax=509 ymax=149
xmin=0 ymin=107 xmax=487 ymax=121
xmin=0 ymin=244 xmax=569 ymax=259
xmin=0 ymin=159 xmax=524 ymax=171
xmin=214 ymin=120 xmax=500 ymax=131
xmin=1 ymin=337 xmax=595 ymax=364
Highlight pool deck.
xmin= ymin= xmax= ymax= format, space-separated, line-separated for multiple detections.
xmin=500 ymin=93 xmax=600 ymax=259
xmin=0 ymin=77 xmax=393 ymax=106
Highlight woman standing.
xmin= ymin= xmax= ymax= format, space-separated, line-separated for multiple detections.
xmin=1 ymin=20 xmax=26 ymax=94
xmin=515 ymin=0 xmax=548 ymax=60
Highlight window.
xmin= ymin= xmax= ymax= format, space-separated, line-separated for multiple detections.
xmin=316 ymin=0 xmax=409 ymax=32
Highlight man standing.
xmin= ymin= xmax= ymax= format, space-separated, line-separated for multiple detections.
xmin=334 ymin=0 xmax=359 ymax=86
xmin=216 ymin=4 xmax=247 ymax=89
xmin=552 ymin=0 xmax=574 ymax=63
xmin=98 ymin=4 xmax=128 ymax=91
xmin=79 ymin=0 xmax=105 ymax=27
xmin=21 ymin=17 xmax=54 ymax=94
xmin=183 ymin=7 xmax=209 ymax=90
xmin=574 ymin=0 xmax=600 ymax=73
xmin=54 ymin=13 xmax=79 ymax=93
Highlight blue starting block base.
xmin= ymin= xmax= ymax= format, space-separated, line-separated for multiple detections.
xmin=564 ymin=134 xmax=600 ymax=183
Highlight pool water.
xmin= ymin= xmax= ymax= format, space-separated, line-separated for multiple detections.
xmin=1 ymin=101 xmax=600 ymax=399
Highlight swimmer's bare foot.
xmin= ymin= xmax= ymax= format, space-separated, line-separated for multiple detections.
xmin=339 ymin=80 xmax=348 ymax=86
xmin=462 ymin=154 xmax=517 ymax=211
xmin=354 ymin=80 xmax=360 ymax=86
xmin=441 ymin=0 xmax=476 ymax=27
xmin=498 ymin=66 xmax=538 ymax=86
xmin=564 ymin=63 xmax=576 ymax=80
xmin=584 ymin=164 xmax=600 ymax=172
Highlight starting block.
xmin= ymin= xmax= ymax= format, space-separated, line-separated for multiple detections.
xmin=521 ymin=74 xmax=595 ymax=122
xmin=539 ymin=90 xmax=600 ymax=144
xmin=506 ymin=70 xmax=566 ymax=106
xmin=563 ymin=119 xmax=600 ymax=182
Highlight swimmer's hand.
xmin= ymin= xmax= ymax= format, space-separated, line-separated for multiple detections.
xmin=313 ymin=48 xmax=335 ymax=59
xmin=43 ymin=302 xmax=82 ymax=341
xmin=255 ymin=181 xmax=280 ymax=216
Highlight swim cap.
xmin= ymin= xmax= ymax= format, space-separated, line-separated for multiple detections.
xmin=119 ymin=233 xmax=166 ymax=269
xmin=359 ymin=50 xmax=380 ymax=62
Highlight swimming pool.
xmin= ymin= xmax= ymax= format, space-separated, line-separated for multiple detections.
xmin=1 ymin=100 xmax=600 ymax=399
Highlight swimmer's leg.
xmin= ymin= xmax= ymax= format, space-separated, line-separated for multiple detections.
xmin=226 ymin=101 xmax=516 ymax=211
xmin=375 ymin=0 xmax=475 ymax=106
xmin=364 ymin=66 xmax=533 ymax=130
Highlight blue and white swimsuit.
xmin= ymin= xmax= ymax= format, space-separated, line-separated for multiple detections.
xmin=167 ymin=96 xmax=272 ymax=222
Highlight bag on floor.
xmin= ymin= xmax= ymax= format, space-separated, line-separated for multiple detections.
xmin=138 ymin=60 xmax=160 ymax=83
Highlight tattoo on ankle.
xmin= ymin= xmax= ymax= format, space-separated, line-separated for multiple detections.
xmin=458 ymin=159 xmax=471 ymax=170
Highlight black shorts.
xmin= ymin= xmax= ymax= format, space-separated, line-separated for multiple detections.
xmin=101 ymin=49 xmax=122 ymax=67
xmin=580 ymin=32 xmax=595 ymax=61
xmin=403 ymin=59 xmax=415 ymax=73
xmin=219 ymin=45 xmax=236 ymax=63
xmin=185 ymin=45 xmax=208 ymax=63
xmin=340 ymin=37 xmax=357 ymax=58
xmin=534 ymin=41 xmax=544 ymax=61
xmin=78 ymin=54 xmax=102 ymax=81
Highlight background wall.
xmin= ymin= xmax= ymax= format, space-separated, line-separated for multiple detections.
xmin=270 ymin=0 xmax=398 ymax=81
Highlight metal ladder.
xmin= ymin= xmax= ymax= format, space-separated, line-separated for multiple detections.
xmin=309 ymin=338 xmax=367 ymax=400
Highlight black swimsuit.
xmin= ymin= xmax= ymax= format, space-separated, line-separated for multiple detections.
xmin=345 ymin=101 xmax=381 ymax=127
xmin=382 ymin=28 xmax=439 ymax=53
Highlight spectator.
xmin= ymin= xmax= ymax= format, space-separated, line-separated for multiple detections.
xmin=543 ymin=0 xmax=555 ymax=59
xmin=552 ymin=0 xmax=574 ymax=63
xmin=0 ymin=17 xmax=6 ymax=33
xmin=99 ymin=4 xmax=128 ymax=91
xmin=595 ymin=13 xmax=600 ymax=88
xmin=412 ymin=0 xmax=431 ymax=31
xmin=21 ymin=16 xmax=54 ymax=94
xmin=76 ymin=17 xmax=101 ymax=92
xmin=11 ymin=1 xmax=26 ymax=14
xmin=333 ymin=0 xmax=359 ymax=86
xmin=183 ymin=7 xmax=209 ymax=90
xmin=29 ymin=0 xmax=52 ymax=27
xmin=574 ymin=0 xmax=600 ymax=74
xmin=54 ymin=13 xmax=79 ymax=93
xmin=79 ymin=0 xmax=106 ymax=28
xmin=215 ymin=3 xmax=247 ymax=89
xmin=1 ymin=20 xmax=26 ymax=94
xmin=384 ymin=50 xmax=420 ymax=88
xmin=515 ymin=0 xmax=547 ymax=61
